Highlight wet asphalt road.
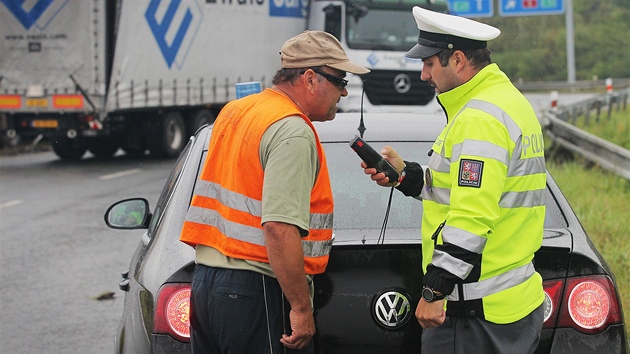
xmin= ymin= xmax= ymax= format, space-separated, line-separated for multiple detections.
xmin=0 ymin=151 xmax=176 ymax=353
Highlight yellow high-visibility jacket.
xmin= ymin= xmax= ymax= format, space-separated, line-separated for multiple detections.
xmin=422 ymin=64 xmax=546 ymax=324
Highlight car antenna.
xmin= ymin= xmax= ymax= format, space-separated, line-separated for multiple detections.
xmin=357 ymin=87 xmax=366 ymax=138
xmin=355 ymin=87 xmax=394 ymax=247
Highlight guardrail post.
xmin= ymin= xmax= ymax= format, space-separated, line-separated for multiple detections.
xmin=595 ymin=100 xmax=602 ymax=122
xmin=606 ymin=77 xmax=613 ymax=93
xmin=550 ymin=90 xmax=559 ymax=113
xmin=608 ymin=94 xmax=617 ymax=119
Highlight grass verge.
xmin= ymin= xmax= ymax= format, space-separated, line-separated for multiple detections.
xmin=546 ymin=105 xmax=630 ymax=339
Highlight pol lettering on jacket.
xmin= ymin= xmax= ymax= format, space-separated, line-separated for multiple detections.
xmin=522 ymin=133 xmax=545 ymax=157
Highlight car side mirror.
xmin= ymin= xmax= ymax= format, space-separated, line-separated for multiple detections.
xmin=104 ymin=198 xmax=151 ymax=229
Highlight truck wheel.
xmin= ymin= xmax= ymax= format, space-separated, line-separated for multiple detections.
xmin=187 ymin=109 xmax=215 ymax=136
xmin=151 ymin=111 xmax=186 ymax=158
xmin=122 ymin=146 xmax=147 ymax=157
xmin=121 ymin=125 xmax=148 ymax=157
xmin=51 ymin=135 xmax=87 ymax=160
xmin=89 ymin=140 xmax=120 ymax=159
xmin=1 ymin=132 xmax=20 ymax=149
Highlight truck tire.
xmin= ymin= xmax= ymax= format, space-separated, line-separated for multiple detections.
xmin=122 ymin=145 xmax=147 ymax=157
xmin=121 ymin=125 xmax=148 ymax=157
xmin=89 ymin=139 xmax=120 ymax=159
xmin=151 ymin=111 xmax=186 ymax=158
xmin=187 ymin=108 xmax=215 ymax=136
xmin=51 ymin=135 xmax=87 ymax=160
xmin=1 ymin=130 xmax=20 ymax=149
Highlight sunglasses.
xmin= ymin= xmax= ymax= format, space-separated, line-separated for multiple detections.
xmin=301 ymin=68 xmax=348 ymax=89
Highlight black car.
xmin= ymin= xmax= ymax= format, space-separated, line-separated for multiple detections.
xmin=106 ymin=112 xmax=628 ymax=353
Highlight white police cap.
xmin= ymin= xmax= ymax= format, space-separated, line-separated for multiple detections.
xmin=406 ymin=6 xmax=501 ymax=59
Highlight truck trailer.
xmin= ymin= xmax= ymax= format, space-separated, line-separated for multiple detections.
xmin=0 ymin=0 xmax=116 ymax=158
xmin=1 ymin=0 xmax=446 ymax=160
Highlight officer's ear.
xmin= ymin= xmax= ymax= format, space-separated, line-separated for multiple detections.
xmin=452 ymin=51 xmax=466 ymax=66
xmin=451 ymin=50 xmax=470 ymax=73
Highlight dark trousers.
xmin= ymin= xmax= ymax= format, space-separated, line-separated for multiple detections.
xmin=190 ymin=264 xmax=314 ymax=354
xmin=421 ymin=304 xmax=544 ymax=354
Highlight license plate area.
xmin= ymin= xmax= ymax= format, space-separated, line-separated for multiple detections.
xmin=31 ymin=119 xmax=58 ymax=128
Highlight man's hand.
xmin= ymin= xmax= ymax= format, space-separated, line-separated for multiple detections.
xmin=361 ymin=145 xmax=405 ymax=187
xmin=264 ymin=221 xmax=315 ymax=349
xmin=280 ymin=309 xmax=316 ymax=349
xmin=416 ymin=299 xmax=446 ymax=329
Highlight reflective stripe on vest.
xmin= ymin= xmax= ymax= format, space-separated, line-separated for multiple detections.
xmin=185 ymin=179 xmax=334 ymax=258
xmin=446 ymin=262 xmax=536 ymax=301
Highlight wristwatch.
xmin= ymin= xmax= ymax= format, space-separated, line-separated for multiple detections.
xmin=422 ymin=286 xmax=445 ymax=302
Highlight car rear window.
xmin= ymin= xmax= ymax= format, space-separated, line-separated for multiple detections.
xmin=325 ymin=141 xmax=429 ymax=231
xmin=324 ymin=141 xmax=567 ymax=232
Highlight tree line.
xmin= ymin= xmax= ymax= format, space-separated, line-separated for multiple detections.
xmin=481 ymin=0 xmax=630 ymax=82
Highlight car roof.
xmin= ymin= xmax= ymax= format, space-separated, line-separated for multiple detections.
xmin=313 ymin=112 xmax=446 ymax=143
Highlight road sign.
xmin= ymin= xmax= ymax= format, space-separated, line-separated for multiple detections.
xmin=447 ymin=0 xmax=493 ymax=18
xmin=499 ymin=0 xmax=565 ymax=16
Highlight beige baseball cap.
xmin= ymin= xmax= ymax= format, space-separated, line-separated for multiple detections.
xmin=280 ymin=31 xmax=370 ymax=75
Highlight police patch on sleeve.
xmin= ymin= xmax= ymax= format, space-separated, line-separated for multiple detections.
xmin=458 ymin=159 xmax=483 ymax=188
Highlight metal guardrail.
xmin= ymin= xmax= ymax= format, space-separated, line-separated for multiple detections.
xmin=541 ymin=88 xmax=630 ymax=180
xmin=515 ymin=78 xmax=630 ymax=92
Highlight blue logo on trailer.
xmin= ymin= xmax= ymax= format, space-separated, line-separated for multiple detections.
xmin=145 ymin=0 xmax=202 ymax=69
xmin=367 ymin=53 xmax=379 ymax=66
xmin=269 ymin=0 xmax=307 ymax=18
xmin=1 ymin=0 xmax=69 ymax=30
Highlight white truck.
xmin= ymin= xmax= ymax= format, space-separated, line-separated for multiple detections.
xmin=309 ymin=0 xmax=443 ymax=112
xmin=1 ymin=0 xmax=446 ymax=159
xmin=0 ymin=0 xmax=116 ymax=158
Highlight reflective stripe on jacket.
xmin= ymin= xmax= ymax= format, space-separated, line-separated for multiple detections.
xmin=423 ymin=64 xmax=546 ymax=324
xmin=179 ymin=89 xmax=334 ymax=275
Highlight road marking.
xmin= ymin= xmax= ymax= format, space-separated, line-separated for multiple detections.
xmin=0 ymin=199 xmax=22 ymax=209
xmin=99 ymin=168 xmax=142 ymax=181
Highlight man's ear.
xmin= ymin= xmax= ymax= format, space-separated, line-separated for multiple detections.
xmin=302 ymin=69 xmax=319 ymax=93
xmin=452 ymin=50 xmax=467 ymax=70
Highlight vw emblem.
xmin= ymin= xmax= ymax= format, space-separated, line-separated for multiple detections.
xmin=393 ymin=74 xmax=411 ymax=94
xmin=371 ymin=288 xmax=413 ymax=329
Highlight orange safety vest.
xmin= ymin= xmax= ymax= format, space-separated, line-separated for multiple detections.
xmin=180 ymin=89 xmax=334 ymax=274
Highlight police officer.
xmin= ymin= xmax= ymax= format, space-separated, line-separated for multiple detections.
xmin=362 ymin=7 xmax=546 ymax=353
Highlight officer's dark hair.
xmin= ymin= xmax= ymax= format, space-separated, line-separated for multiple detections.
xmin=272 ymin=67 xmax=326 ymax=85
xmin=437 ymin=48 xmax=492 ymax=70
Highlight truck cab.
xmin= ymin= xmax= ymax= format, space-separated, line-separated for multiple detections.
xmin=307 ymin=0 xmax=448 ymax=112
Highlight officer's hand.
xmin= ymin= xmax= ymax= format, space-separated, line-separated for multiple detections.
xmin=280 ymin=309 xmax=315 ymax=350
xmin=416 ymin=299 xmax=446 ymax=329
xmin=361 ymin=145 xmax=405 ymax=187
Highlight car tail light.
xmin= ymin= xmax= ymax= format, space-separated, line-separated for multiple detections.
xmin=154 ymin=283 xmax=191 ymax=342
xmin=543 ymin=275 xmax=623 ymax=334
xmin=542 ymin=280 xmax=563 ymax=326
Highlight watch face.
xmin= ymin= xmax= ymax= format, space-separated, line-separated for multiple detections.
xmin=422 ymin=287 xmax=434 ymax=302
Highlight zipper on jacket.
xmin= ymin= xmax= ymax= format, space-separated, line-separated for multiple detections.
xmin=431 ymin=221 xmax=446 ymax=247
